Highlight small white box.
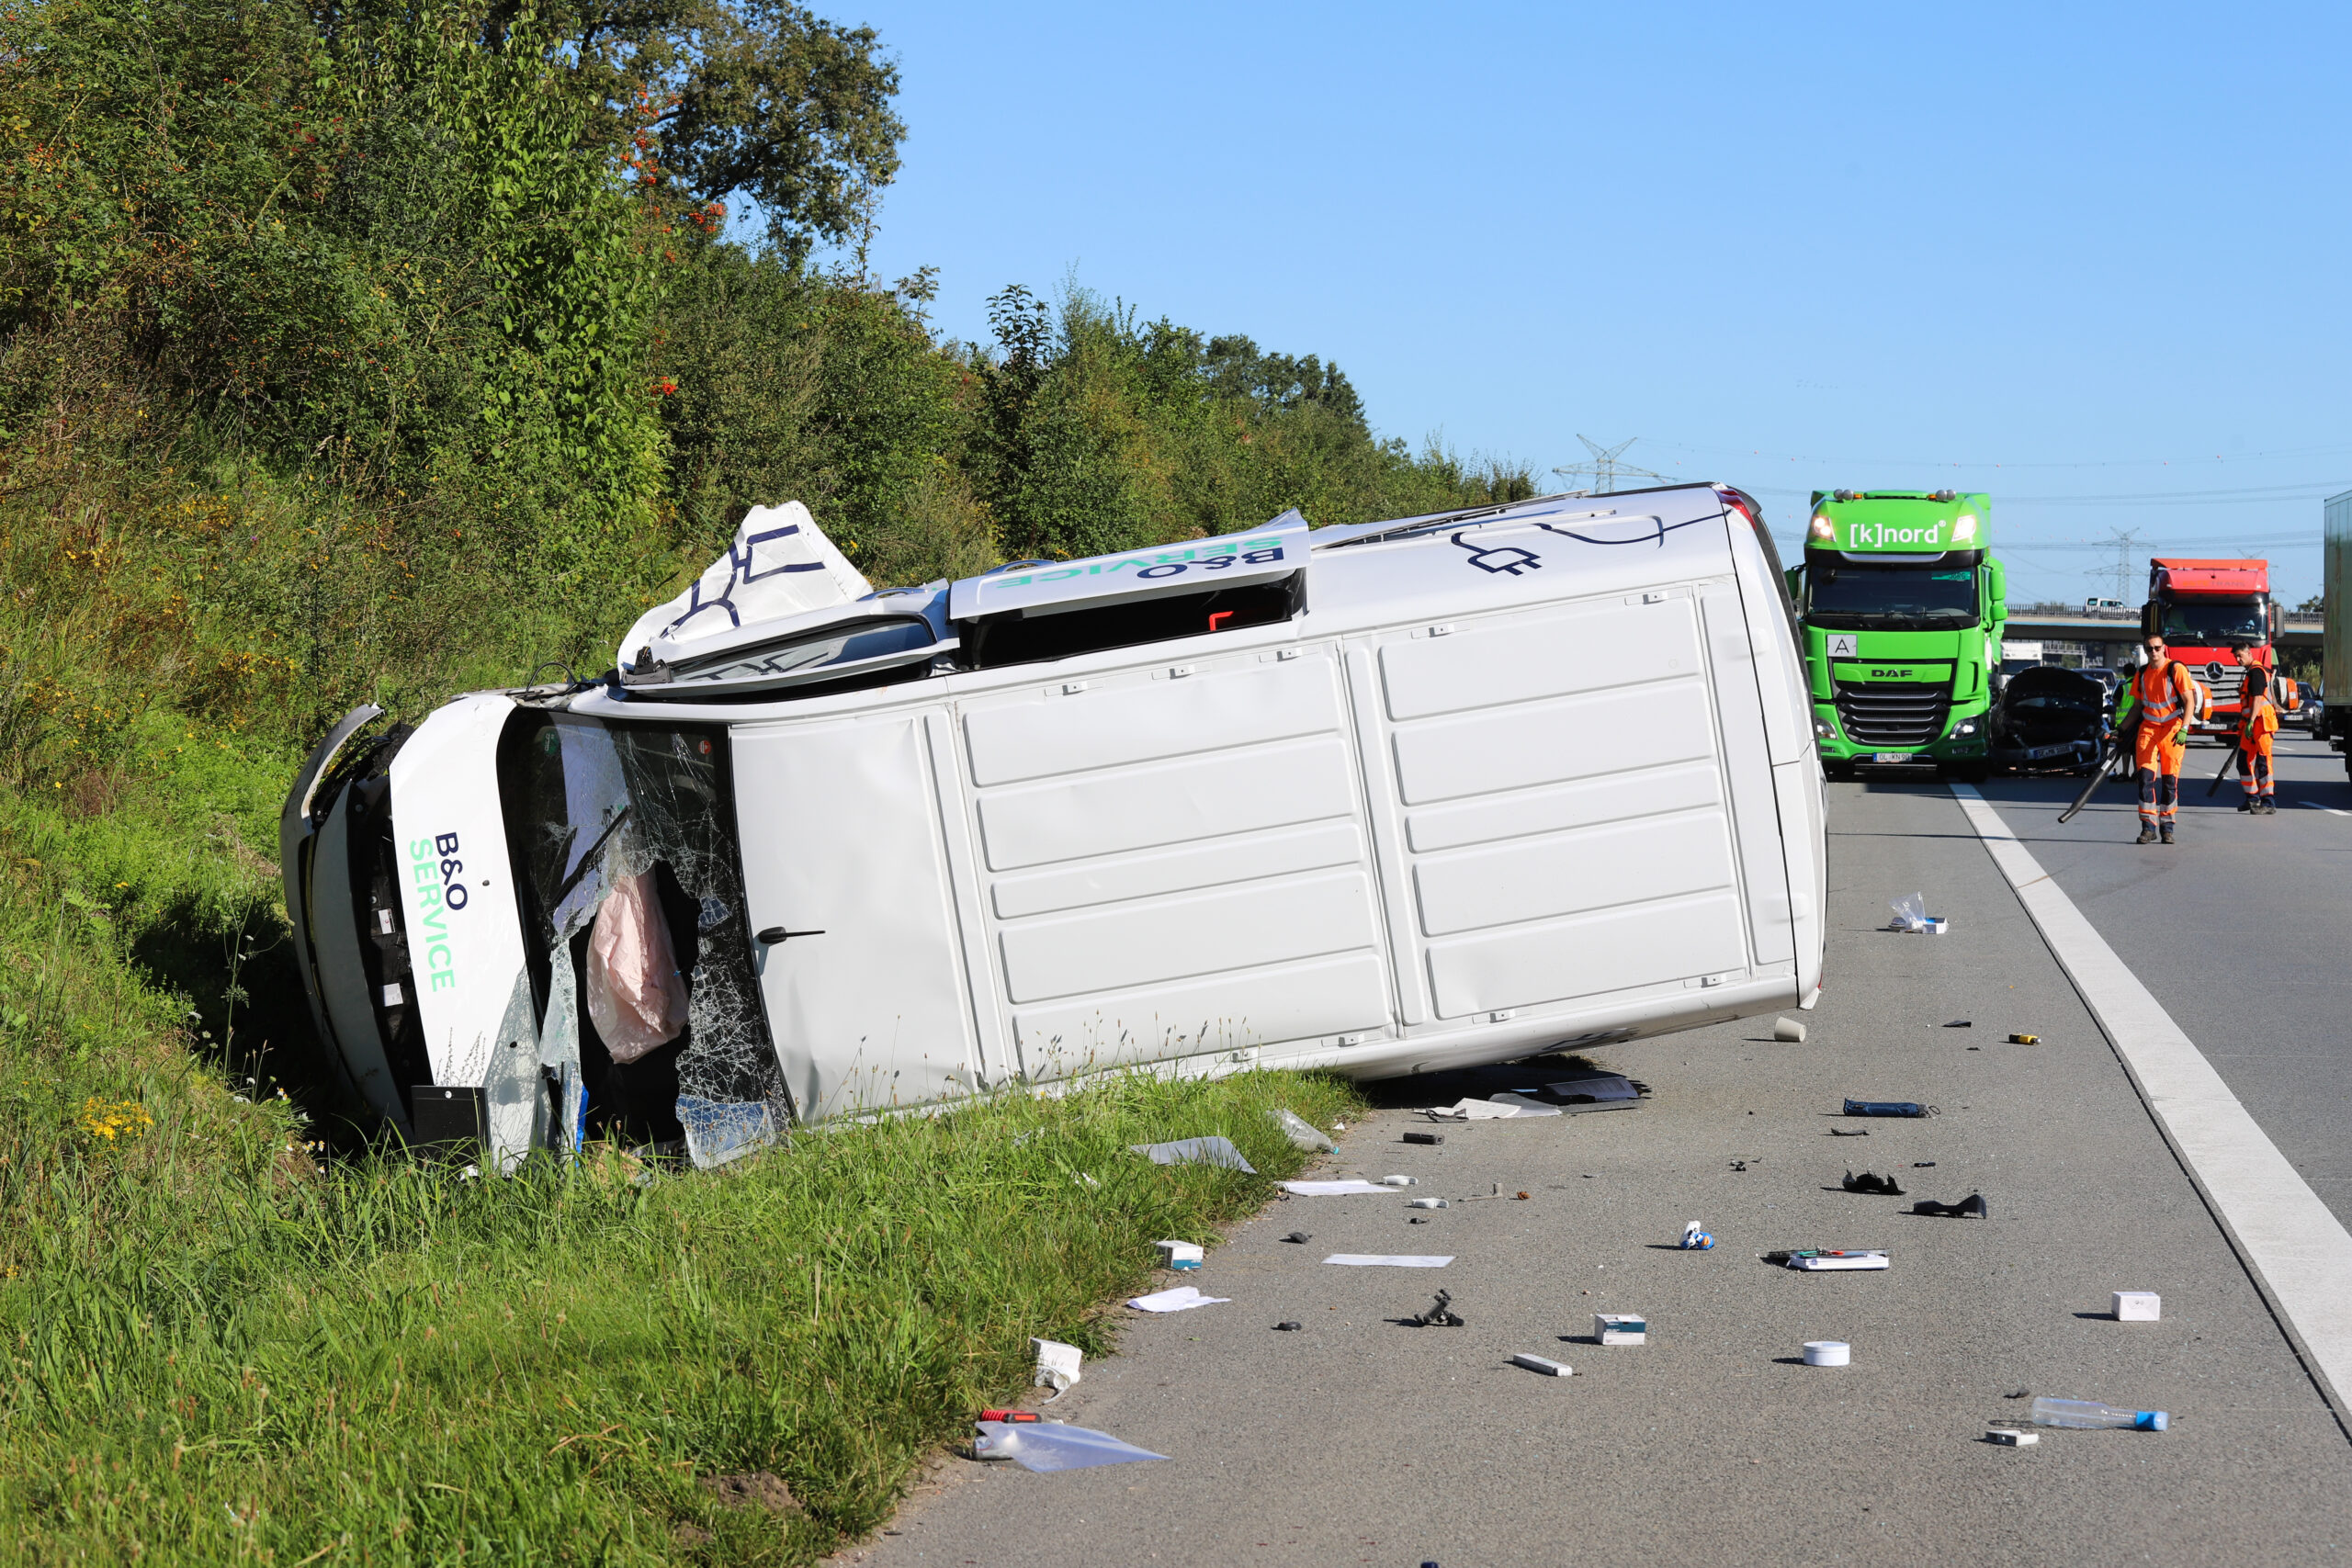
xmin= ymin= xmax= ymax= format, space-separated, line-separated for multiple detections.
xmin=1987 ymin=1427 xmax=2040 ymax=1447
xmin=2113 ymin=1291 xmax=2161 ymax=1322
xmin=1155 ymin=1240 xmax=1204 ymax=1269
xmin=1595 ymin=1314 xmax=1647 ymax=1346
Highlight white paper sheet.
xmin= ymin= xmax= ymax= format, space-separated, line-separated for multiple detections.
xmin=1321 ymin=1254 xmax=1454 ymax=1268
xmin=1429 ymin=1097 xmax=1562 ymax=1120
xmin=1277 ymin=1179 xmax=1393 ymax=1195
xmin=1127 ymin=1285 xmax=1231 ymax=1312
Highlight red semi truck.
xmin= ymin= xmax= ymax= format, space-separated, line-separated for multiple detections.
xmin=2142 ymin=558 xmax=2290 ymax=737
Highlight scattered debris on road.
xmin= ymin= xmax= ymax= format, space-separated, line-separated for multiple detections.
xmin=1773 ymin=1017 xmax=1808 ymax=1042
xmin=973 ymin=1420 xmax=1169 ymax=1472
xmin=1802 ymin=1340 xmax=1850 ymax=1366
xmin=1766 ymin=1249 xmax=1890 ymax=1271
xmin=1403 ymin=1131 xmax=1443 ymax=1145
xmin=1324 ymin=1254 xmax=1453 ymax=1268
xmin=1408 ymin=1290 xmax=1465 ymax=1327
xmin=1272 ymin=1108 xmax=1336 ymax=1152
xmin=2112 ymin=1291 xmax=2161 ymax=1321
xmin=1911 ymin=1193 xmax=1988 ymax=1218
xmin=1843 ymin=1170 xmax=1907 ymax=1195
xmin=1283 ymin=1231 xmax=1312 ymax=1244
xmin=1406 ymin=1197 xmax=1449 ymax=1210
xmin=1986 ymin=1427 xmax=2040 ymax=1447
xmin=1511 ymin=1353 xmax=1574 ymax=1376
xmin=1155 ymin=1240 xmax=1204 ymax=1269
xmin=1844 ymin=1099 xmax=1934 ymax=1118
xmin=2007 ymin=1032 xmax=2040 ymax=1044
xmin=1273 ymin=1320 xmax=1303 ymax=1331
xmin=1680 ymin=1222 xmax=1716 ymax=1250
xmin=2030 ymin=1397 xmax=2167 ymax=1431
xmin=1595 ymin=1314 xmax=1647 ymax=1346
xmin=1127 ymin=1285 xmax=1228 ymax=1313
xmin=1032 ymin=1339 xmax=1083 ymax=1394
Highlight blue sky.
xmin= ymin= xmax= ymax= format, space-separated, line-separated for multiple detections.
xmin=806 ymin=2 xmax=2351 ymax=605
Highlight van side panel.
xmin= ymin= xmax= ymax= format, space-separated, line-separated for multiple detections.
xmin=958 ymin=649 xmax=1393 ymax=1077
xmin=1374 ymin=594 xmax=1749 ymax=1019
xmin=734 ymin=716 xmax=975 ymax=1115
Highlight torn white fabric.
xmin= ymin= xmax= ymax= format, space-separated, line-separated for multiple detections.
xmin=1322 ymin=1254 xmax=1453 ymax=1268
xmin=1278 ymin=1179 xmax=1394 ymax=1195
xmin=1129 ymin=1136 xmax=1257 ymax=1172
xmin=616 ymin=502 xmax=870 ymax=672
xmin=584 ymin=869 xmax=689 ymax=1063
xmin=1128 ymin=1285 xmax=1229 ymax=1312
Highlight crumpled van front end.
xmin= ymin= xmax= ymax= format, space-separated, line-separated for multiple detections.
xmin=281 ymin=696 xmax=527 ymax=1142
xmin=282 ymin=693 xmax=788 ymax=1168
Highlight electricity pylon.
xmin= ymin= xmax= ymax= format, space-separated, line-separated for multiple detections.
xmin=1553 ymin=435 xmax=1667 ymax=495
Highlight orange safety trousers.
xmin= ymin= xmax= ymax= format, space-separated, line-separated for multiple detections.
xmin=2134 ymin=718 xmax=2187 ymax=827
xmin=2240 ymin=697 xmax=2278 ymax=798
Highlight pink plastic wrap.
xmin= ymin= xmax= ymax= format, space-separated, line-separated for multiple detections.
xmin=585 ymin=870 xmax=689 ymax=1062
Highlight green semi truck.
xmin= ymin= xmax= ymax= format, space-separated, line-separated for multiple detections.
xmin=1786 ymin=490 xmax=2007 ymax=781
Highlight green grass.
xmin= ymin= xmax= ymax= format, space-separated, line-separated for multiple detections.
xmin=0 ymin=706 xmax=1368 ymax=1564
xmin=1 ymin=1066 xmax=1362 ymax=1565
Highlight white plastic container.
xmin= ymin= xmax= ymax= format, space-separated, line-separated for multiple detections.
xmin=2112 ymin=1291 xmax=2161 ymax=1322
xmin=1803 ymin=1339 xmax=1850 ymax=1366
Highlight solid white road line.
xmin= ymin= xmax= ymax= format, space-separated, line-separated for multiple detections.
xmin=2299 ymin=801 xmax=2351 ymax=817
xmin=1951 ymin=783 xmax=2352 ymax=1420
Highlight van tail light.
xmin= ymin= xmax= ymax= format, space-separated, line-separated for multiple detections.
xmin=1713 ymin=486 xmax=1763 ymax=528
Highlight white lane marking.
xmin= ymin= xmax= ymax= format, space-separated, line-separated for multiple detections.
xmin=1951 ymin=782 xmax=2352 ymax=1419
xmin=2300 ymin=801 xmax=2351 ymax=816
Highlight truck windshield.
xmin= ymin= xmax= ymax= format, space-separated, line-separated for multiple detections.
xmin=496 ymin=712 xmax=784 ymax=1145
xmin=2157 ymin=598 xmax=2265 ymax=647
xmin=1805 ymin=563 xmax=1979 ymax=629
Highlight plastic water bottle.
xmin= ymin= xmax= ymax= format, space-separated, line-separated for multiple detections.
xmin=2030 ymin=1396 xmax=2167 ymax=1431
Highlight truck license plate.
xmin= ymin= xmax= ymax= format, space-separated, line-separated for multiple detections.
xmin=1871 ymin=751 xmax=1918 ymax=764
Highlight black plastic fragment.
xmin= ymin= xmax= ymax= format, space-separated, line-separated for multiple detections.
xmin=1403 ymin=1132 xmax=1443 ymax=1145
xmin=1911 ymin=1192 xmax=1988 ymax=1219
xmin=1842 ymin=1169 xmax=1906 ymax=1195
xmin=1283 ymin=1231 xmax=1312 ymax=1245
xmin=1273 ymin=1321 xmax=1303 ymax=1331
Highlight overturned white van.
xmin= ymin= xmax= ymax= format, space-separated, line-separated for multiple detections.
xmin=282 ymin=484 xmax=1826 ymax=1166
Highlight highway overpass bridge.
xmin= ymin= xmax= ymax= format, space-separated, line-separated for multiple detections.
xmin=2003 ymin=610 xmax=2323 ymax=654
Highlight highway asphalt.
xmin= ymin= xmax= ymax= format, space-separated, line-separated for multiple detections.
xmin=839 ymin=775 xmax=2352 ymax=1568
xmin=1974 ymin=732 xmax=2352 ymax=1233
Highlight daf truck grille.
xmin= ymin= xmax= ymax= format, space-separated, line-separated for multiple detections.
xmin=1835 ymin=681 xmax=1951 ymax=748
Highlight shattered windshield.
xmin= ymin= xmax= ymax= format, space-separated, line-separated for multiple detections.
xmin=497 ymin=712 xmax=787 ymax=1160
xmin=1806 ymin=563 xmax=1979 ymax=629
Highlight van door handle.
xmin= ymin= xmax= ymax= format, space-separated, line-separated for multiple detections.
xmin=756 ymin=926 xmax=825 ymax=945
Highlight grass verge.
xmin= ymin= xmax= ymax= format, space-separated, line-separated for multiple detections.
xmin=3 ymin=1050 xmax=1363 ymax=1564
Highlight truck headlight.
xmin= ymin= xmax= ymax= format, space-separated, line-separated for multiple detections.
xmin=1953 ymin=719 xmax=1979 ymax=737
xmin=1951 ymin=513 xmax=1978 ymax=544
xmin=1815 ymin=716 xmax=1838 ymax=739
xmin=1808 ymin=514 xmax=1835 ymax=542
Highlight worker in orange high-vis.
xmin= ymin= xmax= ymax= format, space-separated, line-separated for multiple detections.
xmin=2115 ymin=634 xmax=2198 ymax=844
xmin=2235 ymin=653 xmax=2280 ymax=815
